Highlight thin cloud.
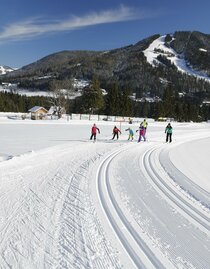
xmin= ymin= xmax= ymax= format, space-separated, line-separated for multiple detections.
xmin=0 ymin=5 xmax=158 ymax=42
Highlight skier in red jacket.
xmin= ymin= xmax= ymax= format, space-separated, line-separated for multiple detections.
xmin=112 ymin=126 xmax=121 ymax=140
xmin=90 ymin=123 xmax=100 ymax=141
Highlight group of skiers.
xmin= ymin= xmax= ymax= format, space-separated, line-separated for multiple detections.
xmin=90 ymin=119 xmax=173 ymax=143
xmin=90 ymin=124 xmax=122 ymax=141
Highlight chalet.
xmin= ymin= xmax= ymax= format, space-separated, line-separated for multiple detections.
xmin=28 ymin=106 xmax=48 ymax=120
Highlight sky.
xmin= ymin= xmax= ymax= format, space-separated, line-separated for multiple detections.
xmin=0 ymin=0 xmax=210 ymax=68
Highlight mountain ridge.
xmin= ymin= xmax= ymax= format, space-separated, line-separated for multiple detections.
xmin=0 ymin=65 xmax=16 ymax=75
xmin=1 ymin=31 xmax=210 ymax=101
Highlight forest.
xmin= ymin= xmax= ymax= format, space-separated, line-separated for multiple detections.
xmin=0 ymin=77 xmax=209 ymax=122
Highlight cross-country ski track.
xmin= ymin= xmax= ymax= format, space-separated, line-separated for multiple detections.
xmin=0 ymin=121 xmax=210 ymax=268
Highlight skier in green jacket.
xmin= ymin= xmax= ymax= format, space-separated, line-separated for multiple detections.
xmin=165 ymin=123 xmax=173 ymax=143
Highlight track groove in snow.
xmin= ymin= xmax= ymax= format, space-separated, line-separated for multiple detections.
xmin=0 ymin=121 xmax=210 ymax=268
xmin=97 ymin=145 xmax=167 ymax=269
xmin=104 ymin=140 xmax=210 ymax=269
xmin=143 ymin=146 xmax=210 ymax=233
xmin=0 ymin=143 xmax=124 ymax=268
xmin=159 ymin=141 xmax=210 ymax=208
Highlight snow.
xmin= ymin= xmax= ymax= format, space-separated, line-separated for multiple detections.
xmin=143 ymin=35 xmax=210 ymax=82
xmin=0 ymin=117 xmax=210 ymax=268
xmin=199 ymin=48 xmax=207 ymax=52
xmin=0 ymin=65 xmax=16 ymax=75
xmin=170 ymin=138 xmax=210 ymax=192
xmin=0 ymin=85 xmax=83 ymax=99
xmin=0 ymin=78 xmax=89 ymax=99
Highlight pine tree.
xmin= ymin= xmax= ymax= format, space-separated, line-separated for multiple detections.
xmin=162 ymin=86 xmax=175 ymax=118
xmin=105 ymin=82 xmax=121 ymax=115
xmin=80 ymin=76 xmax=104 ymax=114
xmin=120 ymin=86 xmax=133 ymax=116
xmin=142 ymin=101 xmax=149 ymax=118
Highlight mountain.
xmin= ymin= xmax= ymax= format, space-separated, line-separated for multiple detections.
xmin=1 ymin=31 xmax=210 ymax=100
xmin=144 ymin=33 xmax=210 ymax=81
xmin=0 ymin=65 xmax=16 ymax=75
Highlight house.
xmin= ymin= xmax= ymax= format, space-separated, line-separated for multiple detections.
xmin=28 ymin=106 xmax=48 ymax=120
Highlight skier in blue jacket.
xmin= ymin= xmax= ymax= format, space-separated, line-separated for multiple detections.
xmin=125 ymin=128 xmax=134 ymax=141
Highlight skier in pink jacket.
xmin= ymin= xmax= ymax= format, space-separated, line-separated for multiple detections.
xmin=136 ymin=126 xmax=146 ymax=142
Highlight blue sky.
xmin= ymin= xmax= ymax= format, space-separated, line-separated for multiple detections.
xmin=0 ymin=0 xmax=210 ymax=68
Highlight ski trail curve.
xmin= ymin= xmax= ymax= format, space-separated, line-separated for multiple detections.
xmin=96 ymin=145 xmax=168 ymax=269
xmin=101 ymin=140 xmax=210 ymax=269
xmin=142 ymin=145 xmax=210 ymax=233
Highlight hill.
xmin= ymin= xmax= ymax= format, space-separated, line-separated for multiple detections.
xmin=0 ymin=65 xmax=16 ymax=75
xmin=1 ymin=31 xmax=210 ymax=113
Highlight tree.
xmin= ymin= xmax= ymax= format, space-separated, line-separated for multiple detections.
xmin=80 ymin=77 xmax=104 ymax=114
xmin=48 ymin=79 xmax=73 ymax=118
xmin=142 ymin=101 xmax=149 ymax=118
xmin=161 ymin=86 xmax=175 ymax=118
xmin=120 ymin=86 xmax=133 ymax=116
xmin=105 ymin=82 xmax=121 ymax=115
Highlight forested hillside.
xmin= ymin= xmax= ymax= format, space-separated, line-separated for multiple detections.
xmin=1 ymin=31 xmax=210 ymax=121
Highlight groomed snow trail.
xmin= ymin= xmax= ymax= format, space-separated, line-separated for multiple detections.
xmin=0 ymin=142 xmax=124 ymax=268
xmin=0 ymin=123 xmax=210 ymax=269
xmin=103 ymin=133 xmax=210 ymax=269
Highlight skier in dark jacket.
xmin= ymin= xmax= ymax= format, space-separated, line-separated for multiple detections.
xmin=165 ymin=123 xmax=173 ymax=143
xmin=112 ymin=126 xmax=121 ymax=140
xmin=90 ymin=123 xmax=100 ymax=141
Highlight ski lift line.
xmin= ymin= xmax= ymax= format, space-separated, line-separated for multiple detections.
xmin=142 ymin=146 xmax=210 ymax=234
xmin=96 ymin=145 xmax=165 ymax=269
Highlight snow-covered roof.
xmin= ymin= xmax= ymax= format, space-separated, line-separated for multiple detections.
xmin=48 ymin=106 xmax=57 ymax=114
xmin=28 ymin=106 xmax=48 ymax=113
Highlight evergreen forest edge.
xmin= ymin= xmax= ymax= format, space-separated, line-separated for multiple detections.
xmin=0 ymin=77 xmax=209 ymax=122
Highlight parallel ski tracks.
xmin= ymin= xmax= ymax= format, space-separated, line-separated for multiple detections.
xmin=142 ymin=145 xmax=210 ymax=234
xmin=96 ymin=142 xmax=210 ymax=269
xmin=96 ymin=146 xmax=166 ymax=269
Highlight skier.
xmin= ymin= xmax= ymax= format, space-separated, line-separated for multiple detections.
xmin=136 ymin=125 xmax=146 ymax=142
xmin=140 ymin=118 xmax=148 ymax=133
xmin=128 ymin=118 xmax=133 ymax=124
xmin=165 ymin=123 xmax=173 ymax=143
xmin=112 ymin=126 xmax=121 ymax=140
xmin=125 ymin=127 xmax=134 ymax=141
xmin=90 ymin=123 xmax=100 ymax=141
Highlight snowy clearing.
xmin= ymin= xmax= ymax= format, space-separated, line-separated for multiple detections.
xmin=143 ymin=35 xmax=210 ymax=83
xmin=0 ymin=118 xmax=210 ymax=268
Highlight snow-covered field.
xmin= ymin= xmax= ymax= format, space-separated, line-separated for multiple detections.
xmin=0 ymin=118 xmax=210 ymax=269
xmin=0 ymin=79 xmax=89 ymax=99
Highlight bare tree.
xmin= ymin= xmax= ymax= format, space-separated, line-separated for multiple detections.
xmin=48 ymin=79 xmax=73 ymax=118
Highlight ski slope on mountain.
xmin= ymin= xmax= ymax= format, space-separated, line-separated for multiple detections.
xmin=143 ymin=35 xmax=210 ymax=83
xmin=0 ymin=119 xmax=210 ymax=268
xmin=0 ymin=65 xmax=15 ymax=75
